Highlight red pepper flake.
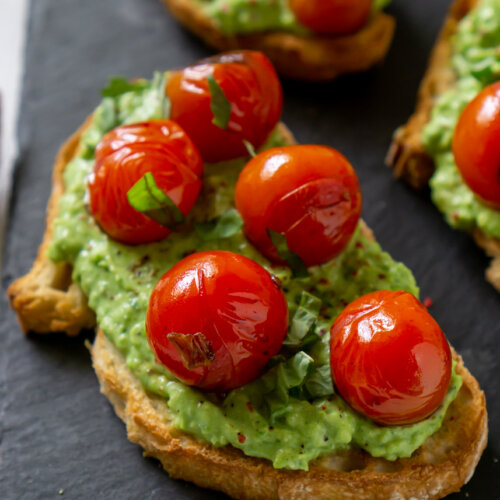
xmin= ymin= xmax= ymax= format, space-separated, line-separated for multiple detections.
xmin=321 ymin=405 xmax=327 ymax=411
xmin=352 ymin=270 xmax=358 ymax=277
xmin=319 ymin=278 xmax=330 ymax=286
xmin=423 ymin=297 xmax=433 ymax=308
xmin=238 ymin=433 xmax=246 ymax=443
xmin=355 ymin=242 xmax=364 ymax=249
xmin=246 ymin=402 xmax=254 ymax=413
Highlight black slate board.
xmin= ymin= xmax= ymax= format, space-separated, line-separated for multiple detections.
xmin=1 ymin=0 xmax=499 ymax=498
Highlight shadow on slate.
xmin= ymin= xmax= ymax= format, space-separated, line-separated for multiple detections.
xmin=1 ymin=0 xmax=499 ymax=498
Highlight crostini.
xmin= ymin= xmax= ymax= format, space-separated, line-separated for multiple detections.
xmin=162 ymin=0 xmax=395 ymax=81
xmin=9 ymin=52 xmax=487 ymax=499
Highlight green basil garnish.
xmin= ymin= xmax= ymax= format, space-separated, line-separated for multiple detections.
xmin=194 ymin=209 xmax=243 ymax=241
xmin=127 ymin=172 xmax=184 ymax=230
xmin=207 ymin=74 xmax=231 ymax=130
xmin=267 ymin=229 xmax=308 ymax=278
xmin=264 ymin=351 xmax=315 ymax=422
xmin=101 ymin=76 xmax=148 ymax=98
xmin=243 ymin=140 xmax=256 ymax=158
xmin=152 ymin=70 xmax=170 ymax=119
xmin=285 ymin=291 xmax=322 ymax=348
xmin=304 ymin=364 xmax=334 ymax=399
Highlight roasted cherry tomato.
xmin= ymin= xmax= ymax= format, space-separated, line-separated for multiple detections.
xmin=89 ymin=120 xmax=203 ymax=244
xmin=330 ymin=290 xmax=452 ymax=425
xmin=288 ymin=0 xmax=372 ymax=35
xmin=146 ymin=251 xmax=289 ymax=392
xmin=235 ymin=145 xmax=362 ymax=267
xmin=452 ymin=81 xmax=500 ymax=209
xmin=166 ymin=51 xmax=283 ymax=163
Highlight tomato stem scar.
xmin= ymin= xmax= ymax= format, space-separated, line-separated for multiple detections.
xmin=168 ymin=332 xmax=216 ymax=369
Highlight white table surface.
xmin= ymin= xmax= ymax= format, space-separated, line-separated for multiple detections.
xmin=0 ymin=0 xmax=29 ymax=266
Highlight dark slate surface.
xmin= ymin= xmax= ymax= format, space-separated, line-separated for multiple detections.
xmin=1 ymin=0 xmax=499 ymax=498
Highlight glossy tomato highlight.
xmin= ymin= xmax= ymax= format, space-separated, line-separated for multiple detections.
xmin=88 ymin=120 xmax=203 ymax=244
xmin=235 ymin=145 xmax=362 ymax=267
xmin=330 ymin=290 xmax=451 ymax=425
xmin=452 ymin=81 xmax=500 ymax=209
xmin=166 ymin=51 xmax=283 ymax=163
xmin=288 ymin=0 xmax=372 ymax=35
xmin=146 ymin=251 xmax=288 ymax=392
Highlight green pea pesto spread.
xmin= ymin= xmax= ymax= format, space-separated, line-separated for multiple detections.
xmin=422 ymin=0 xmax=500 ymax=238
xmin=49 ymin=77 xmax=461 ymax=470
xmin=195 ymin=0 xmax=391 ymax=37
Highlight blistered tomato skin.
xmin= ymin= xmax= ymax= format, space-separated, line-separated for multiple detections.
xmin=235 ymin=145 xmax=362 ymax=267
xmin=288 ymin=0 xmax=372 ymax=35
xmin=452 ymin=81 xmax=500 ymax=209
xmin=146 ymin=251 xmax=289 ymax=392
xmin=166 ymin=51 xmax=283 ymax=163
xmin=88 ymin=120 xmax=203 ymax=244
xmin=330 ymin=290 xmax=452 ymax=426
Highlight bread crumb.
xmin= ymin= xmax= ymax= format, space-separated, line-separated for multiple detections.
xmin=58 ymin=490 xmax=64 ymax=495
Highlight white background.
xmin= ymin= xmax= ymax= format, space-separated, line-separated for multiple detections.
xmin=0 ymin=0 xmax=29 ymax=265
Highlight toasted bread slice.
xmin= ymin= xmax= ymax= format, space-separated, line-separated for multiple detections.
xmin=162 ymin=0 xmax=395 ymax=81
xmin=8 ymin=114 xmax=488 ymax=499
xmin=384 ymin=0 xmax=500 ymax=291
xmin=92 ymin=329 xmax=486 ymax=500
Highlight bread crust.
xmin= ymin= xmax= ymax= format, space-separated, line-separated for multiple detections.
xmin=385 ymin=0 xmax=477 ymax=189
xmin=8 ymin=115 xmax=487 ymax=499
xmin=7 ymin=118 xmax=96 ymax=336
xmin=92 ymin=329 xmax=487 ymax=500
xmin=384 ymin=0 xmax=500 ymax=292
xmin=162 ymin=0 xmax=395 ymax=81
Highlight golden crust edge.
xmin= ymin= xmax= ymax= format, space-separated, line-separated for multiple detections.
xmin=162 ymin=0 xmax=395 ymax=81
xmin=7 ymin=117 xmax=96 ymax=336
xmin=384 ymin=0 xmax=500 ymax=291
xmin=92 ymin=329 xmax=487 ymax=500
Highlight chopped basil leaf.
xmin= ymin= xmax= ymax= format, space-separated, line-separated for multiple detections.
xmin=127 ymin=172 xmax=184 ymax=230
xmin=207 ymin=74 xmax=231 ymax=130
xmin=243 ymin=140 xmax=256 ymax=158
xmin=267 ymin=229 xmax=308 ymax=278
xmin=152 ymin=71 xmax=170 ymax=119
xmin=285 ymin=291 xmax=321 ymax=348
xmin=304 ymin=364 xmax=334 ymax=399
xmin=194 ymin=209 xmax=243 ymax=241
xmin=101 ymin=76 xmax=149 ymax=98
xmin=264 ymin=351 xmax=315 ymax=422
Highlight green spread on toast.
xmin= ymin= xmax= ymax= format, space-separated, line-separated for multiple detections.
xmin=49 ymin=76 xmax=460 ymax=470
xmin=194 ymin=0 xmax=390 ymax=36
xmin=422 ymin=0 xmax=500 ymax=238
